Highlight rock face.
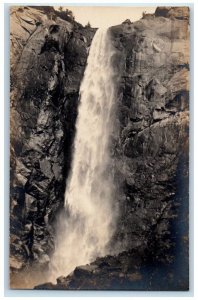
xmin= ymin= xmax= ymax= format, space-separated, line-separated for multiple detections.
xmin=10 ymin=6 xmax=96 ymax=276
xmin=10 ymin=6 xmax=189 ymax=290
xmin=109 ymin=6 xmax=189 ymax=258
xmin=109 ymin=6 xmax=189 ymax=288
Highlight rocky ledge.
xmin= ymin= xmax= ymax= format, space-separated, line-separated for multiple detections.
xmin=35 ymin=248 xmax=188 ymax=290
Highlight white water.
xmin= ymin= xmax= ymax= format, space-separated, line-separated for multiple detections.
xmin=49 ymin=28 xmax=117 ymax=282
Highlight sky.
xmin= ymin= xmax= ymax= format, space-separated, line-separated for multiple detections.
xmin=54 ymin=6 xmax=156 ymax=28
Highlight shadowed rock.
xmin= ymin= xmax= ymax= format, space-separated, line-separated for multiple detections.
xmin=10 ymin=6 xmax=96 ymax=278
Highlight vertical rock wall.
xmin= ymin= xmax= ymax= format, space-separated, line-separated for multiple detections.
xmin=109 ymin=6 xmax=189 ymax=282
xmin=10 ymin=6 xmax=96 ymax=271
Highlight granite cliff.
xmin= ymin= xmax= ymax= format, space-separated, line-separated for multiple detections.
xmin=10 ymin=6 xmax=96 ymax=283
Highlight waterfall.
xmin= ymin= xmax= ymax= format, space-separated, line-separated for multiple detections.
xmin=49 ymin=28 xmax=117 ymax=282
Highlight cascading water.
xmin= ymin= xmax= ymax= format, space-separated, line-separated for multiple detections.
xmin=49 ymin=28 xmax=118 ymax=282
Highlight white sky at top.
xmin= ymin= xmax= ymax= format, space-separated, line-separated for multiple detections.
xmin=54 ymin=6 xmax=156 ymax=28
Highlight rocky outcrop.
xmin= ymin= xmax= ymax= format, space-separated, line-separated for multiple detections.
xmin=35 ymin=249 xmax=188 ymax=290
xmin=10 ymin=6 xmax=96 ymax=277
xmin=155 ymin=6 xmax=189 ymax=20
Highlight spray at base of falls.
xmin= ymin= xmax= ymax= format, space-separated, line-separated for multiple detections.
xmin=48 ymin=28 xmax=118 ymax=282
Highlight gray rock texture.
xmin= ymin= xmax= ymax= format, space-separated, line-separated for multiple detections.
xmin=109 ymin=9 xmax=189 ymax=260
xmin=10 ymin=6 xmax=96 ymax=276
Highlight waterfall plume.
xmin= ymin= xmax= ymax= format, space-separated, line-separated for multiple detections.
xmin=49 ymin=28 xmax=118 ymax=282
